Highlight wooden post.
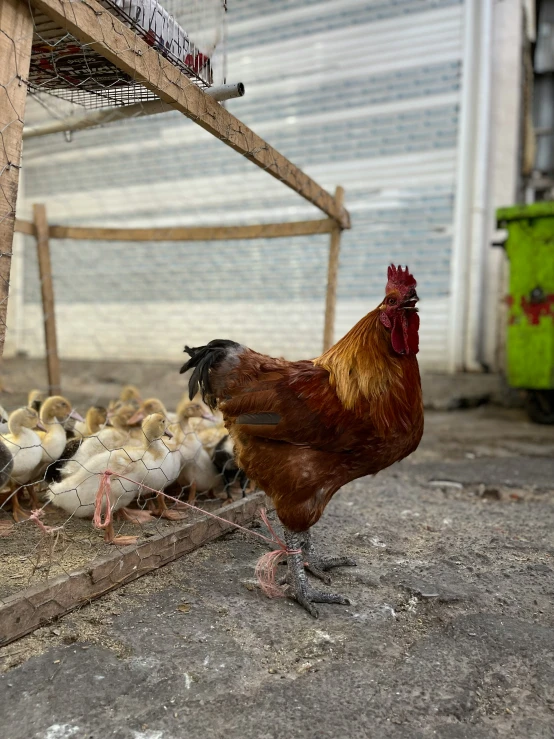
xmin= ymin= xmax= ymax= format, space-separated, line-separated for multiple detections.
xmin=0 ymin=0 xmax=33 ymax=358
xmin=33 ymin=203 xmax=61 ymax=394
xmin=323 ymin=187 xmax=345 ymax=351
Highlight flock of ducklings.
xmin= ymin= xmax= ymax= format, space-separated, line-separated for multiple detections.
xmin=0 ymin=385 xmax=248 ymax=545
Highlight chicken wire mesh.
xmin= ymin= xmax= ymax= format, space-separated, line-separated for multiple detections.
xmin=0 ymin=385 xmax=256 ymax=607
xmin=29 ymin=0 xmax=226 ymax=107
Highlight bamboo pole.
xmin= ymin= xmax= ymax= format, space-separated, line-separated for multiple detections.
xmin=323 ymin=187 xmax=345 ymax=351
xmin=33 ymin=204 xmax=61 ymax=394
xmin=0 ymin=0 xmax=33 ymax=358
xmin=28 ymin=0 xmax=350 ymax=229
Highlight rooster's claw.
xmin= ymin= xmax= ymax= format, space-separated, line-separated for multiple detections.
xmin=287 ymin=581 xmax=350 ymax=618
xmin=282 ymin=527 xmax=352 ymax=617
xmin=305 ymin=556 xmax=357 ymax=584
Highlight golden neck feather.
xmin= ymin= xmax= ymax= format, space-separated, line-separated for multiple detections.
xmin=313 ymin=307 xmax=423 ymax=437
xmin=314 ymin=309 xmax=402 ymax=411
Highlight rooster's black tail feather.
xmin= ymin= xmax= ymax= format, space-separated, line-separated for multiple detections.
xmin=180 ymin=340 xmax=240 ymax=407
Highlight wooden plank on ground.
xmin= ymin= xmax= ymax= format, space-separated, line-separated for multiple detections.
xmin=0 ymin=491 xmax=267 ymax=646
xmin=0 ymin=0 xmax=33 ymax=358
xmin=28 ymin=0 xmax=350 ymax=229
xmin=33 ymin=204 xmax=61 ymax=394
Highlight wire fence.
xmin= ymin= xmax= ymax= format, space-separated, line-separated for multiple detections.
xmin=29 ymin=0 xmax=225 ymax=107
xmin=0 ymin=0 xmax=277 ymax=618
xmin=0 ymin=385 xmax=256 ymax=603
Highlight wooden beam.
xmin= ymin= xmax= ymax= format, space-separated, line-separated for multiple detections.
xmin=28 ymin=0 xmax=350 ymax=230
xmin=14 ymin=218 xmax=35 ymax=237
xmin=14 ymin=218 xmax=336 ymax=241
xmin=33 ymin=203 xmax=61 ymax=395
xmin=0 ymin=491 xmax=267 ymax=646
xmin=0 ymin=0 xmax=33 ymax=357
xmin=49 ymin=219 xmax=336 ymax=242
xmin=323 ymin=187 xmax=345 ymax=351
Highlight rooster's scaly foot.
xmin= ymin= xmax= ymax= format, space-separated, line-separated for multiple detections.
xmin=304 ymin=556 xmax=357 ymax=584
xmin=283 ymin=528 xmax=351 ymax=618
xmin=302 ymin=529 xmax=357 ymax=584
xmin=285 ymin=578 xmax=350 ymax=618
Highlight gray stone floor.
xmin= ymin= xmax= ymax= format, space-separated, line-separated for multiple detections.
xmin=0 ymin=406 xmax=553 ymax=739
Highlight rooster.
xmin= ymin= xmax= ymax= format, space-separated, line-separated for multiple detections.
xmin=181 ymin=265 xmax=423 ymax=616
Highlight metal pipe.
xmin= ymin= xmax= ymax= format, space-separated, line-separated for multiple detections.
xmin=207 ymin=82 xmax=245 ymax=101
xmin=23 ymin=100 xmax=171 ymax=139
xmin=464 ymin=0 xmax=494 ymax=372
xmin=23 ymin=82 xmax=245 ymax=139
xmin=447 ymin=0 xmax=478 ymax=373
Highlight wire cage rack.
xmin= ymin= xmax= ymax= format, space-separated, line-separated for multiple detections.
xmin=28 ymin=0 xmax=225 ymax=107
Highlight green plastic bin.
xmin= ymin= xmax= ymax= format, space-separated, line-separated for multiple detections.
xmin=497 ymin=201 xmax=554 ymax=423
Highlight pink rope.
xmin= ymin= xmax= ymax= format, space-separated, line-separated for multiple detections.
xmin=93 ymin=470 xmax=113 ymax=531
xmin=29 ymin=509 xmax=63 ymax=534
xmin=259 ymin=507 xmax=286 ymax=549
xmin=101 ymin=470 xmax=301 ymax=598
xmin=254 ymin=508 xmax=302 ymax=598
xmin=254 ymin=550 xmax=289 ymax=598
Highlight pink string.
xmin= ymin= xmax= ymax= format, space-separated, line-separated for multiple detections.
xmin=93 ymin=470 xmax=113 ymax=531
xmin=97 ymin=471 xmax=302 ymax=598
xmin=259 ymin=508 xmax=286 ymax=548
xmin=29 ymin=509 xmax=64 ymax=534
xmin=254 ymin=550 xmax=289 ymax=598
xmin=254 ymin=508 xmax=302 ymax=598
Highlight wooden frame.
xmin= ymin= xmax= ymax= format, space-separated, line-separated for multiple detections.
xmin=15 ymin=205 xmax=346 ymax=381
xmin=28 ymin=0 xmax=351 ymax=230
xmin=0 ymin=0 xmax=350 ymax=640
xmin=33 ymin=204 xmax=61 ymax=394
xmin=0 ymin=0 xmax=351 ymax=361
xmin=323 ymin=187 xmax=345 ymax=351
xmin=0 ymin=491 xmax=267 ymax=646
xmin=0 ymin=0 xmax=34 ymax=355
xmin=15 ymin=217 xmax=337 ymax=242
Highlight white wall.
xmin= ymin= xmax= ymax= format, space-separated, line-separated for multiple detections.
xmin=10 ymin=0 xmax=522 ymax=373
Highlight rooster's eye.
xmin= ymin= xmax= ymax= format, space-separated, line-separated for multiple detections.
xmin=387 ymin=297 xmax=397 ymax=306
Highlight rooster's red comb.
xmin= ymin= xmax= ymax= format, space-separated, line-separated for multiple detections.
xmin=386 ymin=264 xmax=417 ymax=293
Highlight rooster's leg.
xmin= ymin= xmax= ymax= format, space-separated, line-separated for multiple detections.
xmin=302 ymin=530 xmax=357 ymax=585
xmin=283 ymin=528 xmax=350 ymax=618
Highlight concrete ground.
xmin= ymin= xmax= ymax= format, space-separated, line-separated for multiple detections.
xmin=0 ymin=405 xmax=553 ymax=739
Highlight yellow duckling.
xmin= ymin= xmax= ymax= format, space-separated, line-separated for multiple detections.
xmin=73 ymin=406 xmax=108 ymax=439
xmin=0 ymin=407 xmax=45 ymax=521
xmin=61 ymin=403 xmax=137 ymax=477
xmin=37 ymin=396 xmax=84 ymax=470
xmin=28 ymin=389 xmax=46 ymax=413
xmin=47 ymin=414 xmax=178 ymax=544
xmin=127 ymin=398 xmax=178 ymax=426
xmin=169 ymin=402 xmax=221 ymax=503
